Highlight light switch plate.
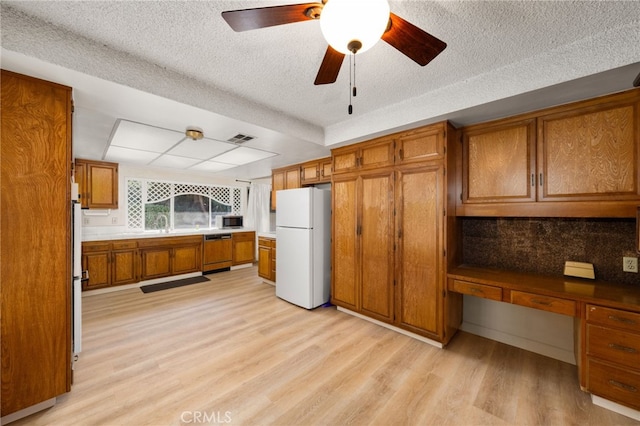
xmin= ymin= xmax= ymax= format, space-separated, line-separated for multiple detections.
xmin=564 ymin=261 xmax=595 ymax=279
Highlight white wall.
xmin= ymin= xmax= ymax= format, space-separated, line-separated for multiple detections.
xmin=461 ymin=296 xmax=576 ymax=364
xmin=81 ymin=163 xmax=248 ymax=238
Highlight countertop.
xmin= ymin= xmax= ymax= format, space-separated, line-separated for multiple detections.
xmin=448 ymin=264 xmax=640 ymax=313
xmin=83 ymin=227 xmax=255 ymax=242
xmin=258 ymin=231 xmax=276 ymax=239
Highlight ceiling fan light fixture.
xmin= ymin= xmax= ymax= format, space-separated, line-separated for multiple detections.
xmin=320 ymin=0 xmax=390 ymax=55
xmin=185 ymin=126 xmax=204 ymax=141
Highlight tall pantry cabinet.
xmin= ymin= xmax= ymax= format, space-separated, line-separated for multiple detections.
xmin=331 ymin=122 xmax=462 ymax=344
xmin=1 ymin=71 xmax=72 ymax=419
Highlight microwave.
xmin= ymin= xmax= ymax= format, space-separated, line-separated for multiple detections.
xmin=215 ymin=215 xmax=243 ymax=228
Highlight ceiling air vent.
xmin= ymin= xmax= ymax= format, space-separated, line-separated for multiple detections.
xmin=227 ymin=134 xmax=255 ymax=144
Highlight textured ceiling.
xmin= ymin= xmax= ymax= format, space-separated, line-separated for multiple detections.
xmin=1 ymin=1 xmax=639 ymax=179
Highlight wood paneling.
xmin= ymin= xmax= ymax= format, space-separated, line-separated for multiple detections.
xmin=1 ymin=70 xmax=72 ymax=415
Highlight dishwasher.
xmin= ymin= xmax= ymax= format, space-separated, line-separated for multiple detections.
xmin=203 ymin=234 xmax=232 ymax=273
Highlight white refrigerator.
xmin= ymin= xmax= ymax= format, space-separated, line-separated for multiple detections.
xmin=276 ymin=187 xmax=331 ymax=309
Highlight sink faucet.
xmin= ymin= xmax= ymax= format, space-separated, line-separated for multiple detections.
xmin=156 ymin=214 xmax=169 ymax=233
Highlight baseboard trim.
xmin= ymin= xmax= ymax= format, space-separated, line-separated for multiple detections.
xmin=460 ymin=321 xmax=575 ymax=365
xmin=336 ymin=307 xmax=443 ymax=349
xmin=592 ymin=395 xmax=640 ymax=421
xmin=1 ymin=397 xmax=56 ymax=425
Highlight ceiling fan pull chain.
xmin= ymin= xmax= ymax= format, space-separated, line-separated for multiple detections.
xmin=353 ymin=54 xmax=357 ymax=97
xmin=348 ymin=54 xmax=353 ymax=114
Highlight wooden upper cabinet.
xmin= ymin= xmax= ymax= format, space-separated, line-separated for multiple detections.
xmin=271 ymin=165 xmax=300 ymax=210
xmin=75 ymin=158 xmax=119 ymax=209
xmin=332 ymin=137 xmax=395 ymax=174
xmin=537 ymin=99 xmax=640 ymax=202
xmin=462 ymin=119 xmax=536 ymax=203
xmin=396 ymin=122 xmax=447 ymax=165
xmin=300 ymin=157 xmax=332 ymax=185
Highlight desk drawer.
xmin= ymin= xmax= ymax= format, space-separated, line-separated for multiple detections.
xmin=510 ymin=291 xmax=576 ymax=316
xmin=587 ymin=324 xmax=640 ymax=370
xmin=587 ymin=359 xmax=640 ymax=410
xmin=586 ymin=305 xmax=640 ymax=333
xmin=450 ymin=279 xmax=502 ymax=301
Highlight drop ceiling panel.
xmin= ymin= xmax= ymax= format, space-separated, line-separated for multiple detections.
xmin=190 ymin=161 xmax=236 ymax=172
xmin=110 ymin=119 xmax=183 ymax=153
xmin=150 ymin=155 xmax=201 ymax=169
xmin=167 ymin=138 xmax=236 ymax=160
xmin=213 ymin=146 xmax=278 ymax=165
xmin=104 ymin=145 xmax=159 ymax=164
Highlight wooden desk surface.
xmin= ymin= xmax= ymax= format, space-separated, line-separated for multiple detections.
xmin=448 ymin=265 xmax=640 ymax=314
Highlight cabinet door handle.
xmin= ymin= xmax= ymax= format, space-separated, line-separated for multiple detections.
xmin=539 ymin=173 xmax=543 ymax=186
xmin=608 ymin=343 xmax=637 ymax=353
xmin=608 ymin=315 xmax=637 ymax=325
xmin=531 ymin=174 xmax=534 ymax=187
xmin=608 ymin=380 xmax=637 ymax=392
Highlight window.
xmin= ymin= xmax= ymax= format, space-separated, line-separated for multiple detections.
xmin=126 ymin=178 xmax=243 ymax=231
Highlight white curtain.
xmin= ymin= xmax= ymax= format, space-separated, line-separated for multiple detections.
xmin=245 ymin=182 xmax=272 ymax=257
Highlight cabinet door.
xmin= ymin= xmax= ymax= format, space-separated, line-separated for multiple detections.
xmin=232 ymin=232 xmax=255 ymax=265
xmin=396 ymin=124 xmax=445 ymax=164
xmin=396 ymin=165 xmax=444 ymax=337
xmin=1 ymin=69 xmax=72 ymax=415
xmin=360 ymin=171 xmax=395 ymax=322
xmin=173 ymin=244 xmax=202 ymax=275
xmin=320 ymin=158 xmax=332 ymax=182
xmin=332 ymin=146 xmax=360 ymax=174
xmin=463 ymin=120 xmax=536 ymax=203
xmin=538 ymin=102 xmax=640 ymax=201
xmin=359 ymin=138 xmax=395 ymax=171
xmin=76 ymin=159 xmax=119 ymax=209
xmin=258 ymin=244 xmax=272 ymax=279
xmin=111 ymin=249 xmax=138 ymax=286
xmin=82 ymin=251 xmax=111 ymax=290
xmin=284 ymin=167 xmax=301 ymax=190
xmin=271 ymin=170 xmax=285 ymax=210
xmin=140 ymin=248 xmax=172 ymax=280
xmin=75 ymin=161 xmax=88 ymax=208
xmin=300 ymin=161 xmax=320 ymax=185
xmin=331 ymin=176 xmax=359 ymax=310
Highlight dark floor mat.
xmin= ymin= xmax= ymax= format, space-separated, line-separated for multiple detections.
xmin=140 ymin=276 xmax=209 ymax=293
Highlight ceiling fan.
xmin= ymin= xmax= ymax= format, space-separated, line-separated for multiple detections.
xmin=221 ymin=0 xmax=447 ymax=85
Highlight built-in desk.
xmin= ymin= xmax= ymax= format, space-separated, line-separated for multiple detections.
xmin=448 ymin=265 xmax=640 ymax=413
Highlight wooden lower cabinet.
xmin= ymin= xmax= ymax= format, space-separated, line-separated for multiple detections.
xmin=232 ymin=232 xmax=255 ymax=265
xmin=583 ymin=304 xmax=640 ymax=410
xmin=258 ymin=236 xmax=276 ymax=281
xmin=138 ymin=236 xmax=202 ymax=281
xmin=83 ymin=235 xmax=203 ymax=289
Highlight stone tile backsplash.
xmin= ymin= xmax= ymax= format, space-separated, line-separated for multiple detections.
xmin=462 ymin=217 xmax=639 ymax=286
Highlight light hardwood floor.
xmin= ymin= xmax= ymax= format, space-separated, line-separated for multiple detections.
xmin=13 ymin=266 xmax=638 ymax=426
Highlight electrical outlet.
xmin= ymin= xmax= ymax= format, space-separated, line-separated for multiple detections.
xmin=111 ymin=217 xmax=118 ymax=224
xmin=623 ymin=257 xmax=638 ymax=273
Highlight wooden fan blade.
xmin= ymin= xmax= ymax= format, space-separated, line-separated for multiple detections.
xmin=222 ymin=3 xmax=323 ymax=32
xmin=314 ymin=46 xmax=345 ymax=85
xmin=381 ymin=13 xmax=447 ymax=66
